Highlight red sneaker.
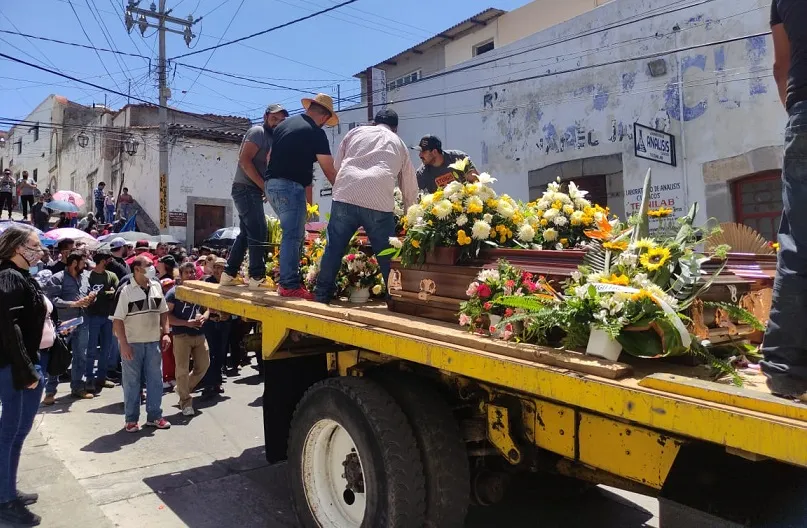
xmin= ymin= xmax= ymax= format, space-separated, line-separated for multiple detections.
xmin=278 ymin=287 xmax=314 ymax=300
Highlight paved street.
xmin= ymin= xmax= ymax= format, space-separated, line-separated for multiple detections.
xmin=8 ymin=363 xmax=659 ymax=528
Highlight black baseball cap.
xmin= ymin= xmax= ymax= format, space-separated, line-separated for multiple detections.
xmin=265 ymin=103 xmax=289 ymax=117
xmin=374 ymin=109 xmax=398 ymax=128
xmin=412 ymin=134 xmax=442 ymax=152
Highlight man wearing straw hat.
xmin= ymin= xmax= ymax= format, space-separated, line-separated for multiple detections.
xmin=263 ymin=93 xmax=338 ymax=300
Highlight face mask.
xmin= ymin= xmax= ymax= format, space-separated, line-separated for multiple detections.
xmin=19 ymin=246 xmax=41 ymax=267
xmin=145 ymin=266 xmax=157 ymax=280
xmin=29 ymin=266 xmax=39 ymax=276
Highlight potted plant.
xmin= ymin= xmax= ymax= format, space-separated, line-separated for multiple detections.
xmin=335 ymin=250 xmax=381 ymax=303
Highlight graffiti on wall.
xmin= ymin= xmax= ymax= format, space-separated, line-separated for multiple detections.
xmin=536 ymin=119 xmax=634 ymax=156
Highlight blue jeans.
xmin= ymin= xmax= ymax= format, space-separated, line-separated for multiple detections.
xmin=265 ymin=178 xmax=307 ymax=289
xmin=95 ymin=201 xmax=105 ymax=222
xmin=202 ymin=320 xmax=231 ymax=388
xmin=121 ymin=342 xmax=163 ymax=423
xmin=38 ymin=350 xmax=60 ymax=396
xmin=761 ymin=101 xmax=807 ymax=396
xmin=0 ymin=364 xmax=44 ymax=503
xmin=69 ymin=322 xmax=90 ymax=391
xmin=226 ymin=183 xmax=268 ymax=280
xmin=86 ymin=315 xmax=113 ymax=385
xmin=315 ymin=201 xmax=395 ymax=302
xmin=119 ymin=203 xmax=132 ymax=220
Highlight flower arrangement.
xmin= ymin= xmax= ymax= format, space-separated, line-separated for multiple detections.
xmin=335 ymin=250 xmax=383 ymax=297
xmin=458 ymin=259 xmax=540 ymax=337
xmin=514 ymin=179 xmax=608 ymax=250
xmin=393 ymin=187 xmax=406 ymax=236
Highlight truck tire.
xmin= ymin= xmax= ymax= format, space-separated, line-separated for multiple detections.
xmin=373 ymin=372 xmax=470 ymax=528
xmin=287 ymin=377 xmax=426 ymax=528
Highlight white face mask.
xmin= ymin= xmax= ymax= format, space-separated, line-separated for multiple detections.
xmin=144 ymin=266 xmax=157 ymax=280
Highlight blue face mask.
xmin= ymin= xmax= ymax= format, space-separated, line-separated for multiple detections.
xmin=29 ymin=266 xmax=39 ymax=275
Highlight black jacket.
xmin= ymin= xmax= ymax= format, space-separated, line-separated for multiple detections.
xmin=0 ymin=261 xmax=46 ymax=389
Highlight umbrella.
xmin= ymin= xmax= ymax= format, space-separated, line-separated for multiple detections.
xmin=0 ymin=221 xmax=55 ymax=246
xmin=202 ymin=227 xmax=239 ymax=248
xmin=107 ymin=231 xmax=156 ymax=243
xmin=44 ymin=200 xmax=79 ymax=213
xmin=44 ymin=228 xmax=99 ymax=250
xmin=51 ymin=190 xmax=85 ymax=208
xmin=152 ymin=234 xmax=179 ymax=244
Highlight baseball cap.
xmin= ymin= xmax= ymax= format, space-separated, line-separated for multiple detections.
xmin=108 ymin=237 xmax=127 ymax=249
xmin=214 ymin=257 xmax=227 ymax=266
xmin=374 ymin=109 xmax=398 ymax=128
xmin=265 ymin=103 xmax=289 ymax=117
xmin=135 ymin=240 xmax=150 ymax=249
xmin=412 ymin=134 xmax=442 ymax=152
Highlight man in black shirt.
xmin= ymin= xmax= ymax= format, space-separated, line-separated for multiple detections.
xmin=265 ymin=93 xmax=337 ymax=300
xmin=414 ymin=135 xmax=479 ymax=193
xmin=106 ymin=238 xmax=131 ymax=281
xmin=86 ymin=251 xmax=119 ymax=392
xmin=761 ymin=1 xmax=807 ymax=402
xmin=47 ymin=238 xmax=75 ymax=274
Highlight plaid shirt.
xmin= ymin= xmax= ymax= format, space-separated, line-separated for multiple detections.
xmin=94 ymin=187 xmax=105 ymax=204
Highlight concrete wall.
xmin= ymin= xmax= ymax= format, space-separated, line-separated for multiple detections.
xmin=321 ymin=0 xmax=783 ymax=230
xmin=4 ymin=95 xmax=57 ymax=188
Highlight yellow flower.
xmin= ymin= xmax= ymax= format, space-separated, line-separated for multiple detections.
xmin=771 ymin=242 xmax=780 ymax=251
xmin=599 ymin=273 xmax=630 ymax=286
xmin=640 ymin=247 xmax=671 ymax=271
xmin=562 ymin=204 xmax=575 ymax=215
xmin=457 ymin=230 xmax=472 ymax=246
xmin=433 ymin=190 xmax=444 ymax=200
xmin=410 ymin=239 xmax=421 ymax=249
xmin=464 ymin=183 xmax=479 ymax=195
xmin=452 ymin=202 xmax=463 ymax=212
xmin=467 ymin=203 xmax=483 ymax=214
xmin=306 ymin=203 xmax=320 ymax=219
xmin=372 ymin=284 xmax=383 ymax=295
xmin=489 ymin=228 xmax=497 ymax=239
xmin=603 ymin=240 xmax=628 ymax=251
xmin=540 ymin=218 xmax=548 ymax=226
xmin=486 ymin=199 xmax=499 ymax=208
xmin=634 ymin=238 xmax=657 ymax=250
xmin=512 ymin=211 xmax=523 ymax=224
xmin=552 ymin=200 xmax=563 ymax=210
xmin=427 ymin=220 xmax=434 ymax=226
xmin=648 ymin=207 xmax=674 ymax=218
xmin=534 ymin=209 xmax=544 ymax=219
xmin=630 ymin=289 xmax=655 ymax=303
xmin=560 ymin=238 xmax=568 ymax=246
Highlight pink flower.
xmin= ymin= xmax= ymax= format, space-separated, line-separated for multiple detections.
xmin=522 ymin=272 xmax=533 ymax=281
xmin=524 ymin=281 xmax=537 ymax=292
xmin=347 ymin=254 xmax=356 ymax=261
xmin=477 ymin=283 xmax=492 ymax=299
xmin=459 ymin=313 xmax=471 ymax=327
xmin=466 ymin=282 xmax=479 ymax=297
xmin=483 ymin=302 xmax=493 ymax=311
xmin=489 ymin=325 xmax=497 ymax=334
xmin=501 ymin=323 xmax=514 ymax=341
xmin=505 ymin=279 xmax=516 ymax=289
xmin=505 ymin=308 xmax=514 ymax=317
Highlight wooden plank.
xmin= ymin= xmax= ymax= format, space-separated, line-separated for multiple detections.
xmin=182 ymin=281 xmax=633 ymax=379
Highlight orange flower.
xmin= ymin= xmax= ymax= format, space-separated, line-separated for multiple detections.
xmin=584 ymin=215 xmax=613 ymax=240
xmin=599 ymin=273 xmax=630 ymax=286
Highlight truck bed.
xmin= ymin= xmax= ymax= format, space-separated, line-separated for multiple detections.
xmin=177 ymin=281 xmax=807 ymax=469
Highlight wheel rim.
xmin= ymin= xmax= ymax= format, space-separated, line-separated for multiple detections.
xmin=302 ymin=418 xmax=367 ymax=527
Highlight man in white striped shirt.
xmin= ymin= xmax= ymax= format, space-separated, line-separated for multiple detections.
xmin=314 ymin=109 xmax=418 ymax=303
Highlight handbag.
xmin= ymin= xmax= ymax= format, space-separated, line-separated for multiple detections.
xmin=46 ymin=334 xmax=72 ymax=377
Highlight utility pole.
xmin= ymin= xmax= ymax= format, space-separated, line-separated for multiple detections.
xmin=124 ymin=0 xmax=198 ymax=232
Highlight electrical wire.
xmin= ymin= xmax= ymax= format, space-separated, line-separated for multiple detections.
xmin=66 ymin=0 xmax=126 ymax=94
xmin=85 ymin=0 xmax=139 ymax=90
xmin=0 ymin=29 xmax=150 ymax=59
xmin=169 ymin=0 xmax=359 ymax=60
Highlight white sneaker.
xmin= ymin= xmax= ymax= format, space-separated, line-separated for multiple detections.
xmin=248 ymin=277 xmax=275 ymax=290
xmin=220 ymin=272 xmax=245 ymax=286
xmin=182 ymin=406 xmax=195 ymax=416
xmin=162 ymin=381 xmax=172 ymax=390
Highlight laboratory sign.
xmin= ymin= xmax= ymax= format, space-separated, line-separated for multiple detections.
xmin=634 ymin=123 xmax=676 ymax=167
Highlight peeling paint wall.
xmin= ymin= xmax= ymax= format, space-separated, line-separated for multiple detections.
xmin=324 ymin=0 xmax=783 ymax=227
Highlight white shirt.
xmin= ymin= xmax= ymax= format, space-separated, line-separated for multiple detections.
xmin=112 ymin=280 xmax=168 ymax=344
xmin=332 ymin=124 xmax=418 ymax=213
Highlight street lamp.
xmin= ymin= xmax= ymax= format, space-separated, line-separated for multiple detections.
xmin=77 ymin=131 xmax=89 ymax=148
xmin=124 ymin=137 xmax=139 ymax=156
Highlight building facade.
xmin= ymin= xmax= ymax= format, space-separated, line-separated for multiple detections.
xmin=320 ymin=0 xmax=784 ymax=242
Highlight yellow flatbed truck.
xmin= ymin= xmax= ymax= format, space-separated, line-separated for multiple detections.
xmin=178 ymin=281 xmax=807 ymax=528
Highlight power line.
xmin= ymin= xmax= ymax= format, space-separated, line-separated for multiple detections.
xmin=175 ymin=63 xmax=320 ymax=94
xmin=85 ymin=0 xmax=138 ymax=89
xmin=66 ymin=0 xmax=126 ymax=94
xmin=170 ymin=0 xmax=360 ymax=59
xmin=0 ymin=29 xmax=150 ymax=59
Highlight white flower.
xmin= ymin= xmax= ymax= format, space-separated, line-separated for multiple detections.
xmin=471 ymin=220 xmax=492 ymax=240
xmin=394 ymin=204 xmax=403 ymax=216
xmin=575 ymin=198 xmax=591 ymax=209
xmin=466 ymin=282 xmax=480 ymax=296
xmin=547 ymin=180 xmax=561 ymax=193
xmin=570 ymin=210 xmax=586 ymax=224
xmin=421 ymin=193 xmax=435 ymax=206
xmin=476 ymin=172 xmax=497 ymax=185
xmin=465 ymin=195 xmax=484 ymax=212
xmin=568 ymin=181 xmax=588 ymax=200
xmin=574 ymin=285 xmax=590 ymax=299
xmin=617 ymin=251 xmax=638 ymax=266
xmin=372 ymin=284 xmax=383 ymax=295
xmin=444 ymin=180 xmax=463 ymax=197
xmin=388 ymin=237 xmax=403 ymax=249
xmin=483 ymin=213 xmax=493 ymax=223
xmin=535 ymin=199 xmax=551 ymax=211
xmin=571 ymin=270 xmax=583 ymax=282
xmin=594 ymin=211 xmax=605 ymax=222
xmin=476 ymin=269 xmax=500 ymax=282
xmin=456 ymin=214 xmax=468 ymax=227
xmin=517 ymin=224 xmax=535 ymax=242
xmin=543 ymin=208 xmax=559 ymax=221
xmin=562 ymin=204 xmax=575 ymax=215
xmin=496 ymin=200 xmax=516 ymax=219
xmin=406 ymin=204 xmax=424 ymax=226
xmin=477 ymin=184 xmax=497 ymax=201
xmin=587 ymin=272 xmax=604 ymax=283
xmin=553 ymin=215 xmax=568 ymax=227
xmin=555 ymin=243 xmax=564 ymax=250
xmin=432 ymin=199 xmax=453 ymax=220
xmin=543 ymin=227 xmax=558 ymax=241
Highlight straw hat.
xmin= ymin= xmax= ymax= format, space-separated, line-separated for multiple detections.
xmin=301 ymin=93 xmax=339 ymax=127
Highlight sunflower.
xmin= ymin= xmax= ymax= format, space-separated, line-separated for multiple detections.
xmin=639 ymin=247 xmax=671 ymax=271
xmin=602 ymin=240 xmax=628 ymax=251
xmin=634 ymin=238 xmax=657 ymax=250
xmin=647 ymin=207 xmax=674 ymax=218
xmin=630 ymin=289 xmax=656 ymax=303
xmin=599 ymin=273 xmax=630 ymax=286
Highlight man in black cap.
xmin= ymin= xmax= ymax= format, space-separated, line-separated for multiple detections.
xmin=221 ymin=103 xmax=288 ymax=290
xmin=314 ymin=109 xmax=418 ymax=303
xmin=414 ymin=134 xmax=478 ymax=193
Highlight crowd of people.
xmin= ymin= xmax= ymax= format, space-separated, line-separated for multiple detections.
xmin=0 ymin=222 xmax=254 ymax=526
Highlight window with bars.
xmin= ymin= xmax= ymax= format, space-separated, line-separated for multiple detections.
xmin=732 ymin=170 xmax=782 ymax=242
xmin=387 ymin=70 xmax=421 ymax=92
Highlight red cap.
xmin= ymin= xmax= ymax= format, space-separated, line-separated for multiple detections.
xmin=135 ymin=240 xmax=150 ymax=248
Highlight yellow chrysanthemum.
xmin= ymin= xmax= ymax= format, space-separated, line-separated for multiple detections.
xmin=552 ymin=200 xmax=563 ymax=210
xmin=486 ymin=199 xmax=499 ymax=208
xmin=489 ymin=228 xmax=497 ymax=239
xmin=640 ymin=247 xmax=671 ymax=271
xmin=647 ymin=207 xmax=673 ymax=218
xmin=599 ymin=273 xmax=630 ymax=286
xmin=562 ymin=204 xmax=575 ymax=215
xmin=540 ymin=218 xmax=548 ymax=226
xmin=452 ymin=203 xmax=463 ymax=212
xmin=603 ymin=240 xmax=629 ymax=251
xmin=464 ymin=183 xmax=479 ymax=195
xmin=457 ymin=230 xmax=472 ymax=246
xmin=433 ymin=190 xmax=444 ymax=200
xmin=560 ymin=238 xmax=568 ymax=246
xmin=410 ymin=239 xmax=421 ymax=249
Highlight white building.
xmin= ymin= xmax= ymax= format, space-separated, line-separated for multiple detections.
xmin=320 ymin=0 xmax=784 ymax=242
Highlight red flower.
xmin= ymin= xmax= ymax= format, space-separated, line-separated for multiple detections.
xmin=505 ymin=279 xmax=516 ymax=289
xmin=483 ymin=302 xmax=493 ymax=311
xmin=504 ymin=308 xmax=514 ymax=317
xmin=525 ymin=281 xmax=537 ymax=292
xmin=522 ymin=272 xmax=533 ymax=281
xmin=477 ymin=283 xmax=492 ymax=299
xmin=347 ymin=254 xmax=356 ymax=261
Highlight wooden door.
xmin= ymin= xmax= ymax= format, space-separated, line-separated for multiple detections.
xmin=732 ymin=170 xmax=782 ymax=242
xmin=194 ymin=204 xmax=226 ymax=246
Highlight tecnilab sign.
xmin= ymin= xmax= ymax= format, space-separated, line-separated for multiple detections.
xmin=634 ymin=123 xmax=676 ymax=167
